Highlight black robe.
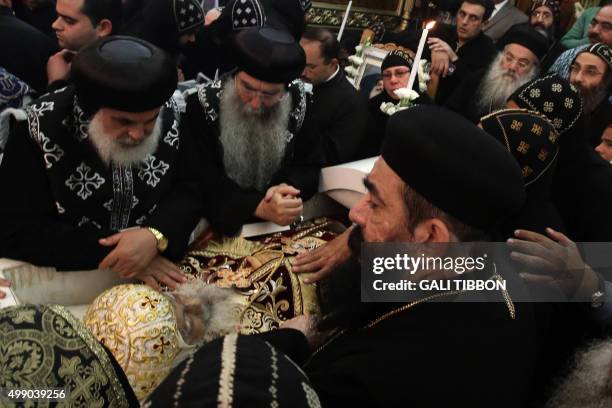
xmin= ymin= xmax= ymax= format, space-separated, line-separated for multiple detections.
xmin=444 ymin=67 xmax=489 ymax=123
xmin=309 ymin=70 xmax=368 ymax=166
xmin=257 ymin=258 xmax=543 ymax=407
xmin=0 ymin=5 xmax=58 ymax=93
xmin=586 ymin=100 xmax=612 ymax=148
xmin=0 ymin=86 xmax=203 ymax=270
xmin=358 ymin=89 xmax=432 ymax=159
xmin=183 ymin=79 xmax=322 ymax=235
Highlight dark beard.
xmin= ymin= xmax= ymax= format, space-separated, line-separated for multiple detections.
xmin=579 ymin=84 xmax=607 ymax=114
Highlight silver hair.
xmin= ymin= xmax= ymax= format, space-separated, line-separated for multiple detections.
xmin=476 ymin=52 xmax=539 ymax=114
xmin=88 ymin=111 xmax=162 ymax=167
xmin=218 ymin=78 xmax=292 ymax=191
xmin=546 ymin=338 xmax=612 ymax=408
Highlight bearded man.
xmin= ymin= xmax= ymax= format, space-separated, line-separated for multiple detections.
xmin=569 ymin=43 xmax=612 ymax=146
xmin=183 ymin=26 xmax=321 ymax=234
xmin=0 ymin=36 xmax=204 ymax=290
xmin=446 ymin=24 xmax=547 ymax=123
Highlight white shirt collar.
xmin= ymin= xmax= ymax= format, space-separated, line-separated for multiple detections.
xmin=324 ymin=65 xmax=340 ymax=83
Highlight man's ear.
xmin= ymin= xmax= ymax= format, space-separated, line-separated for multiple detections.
xmin=96 ymin=19 xmax=113 ymax=37
xmin=412 ymin=218 xmax=451 ymax=243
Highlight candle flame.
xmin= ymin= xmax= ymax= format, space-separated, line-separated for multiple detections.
xmin=425 ymin=21 xmax=436 ymax=30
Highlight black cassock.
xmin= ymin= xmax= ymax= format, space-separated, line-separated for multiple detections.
xmin=0 ymin=86 xmax=203 ymax=270
xmin=182 ymin=79 xmax=322 ymax=235
xmin=309 ymin=70 xmax=368 ymax=166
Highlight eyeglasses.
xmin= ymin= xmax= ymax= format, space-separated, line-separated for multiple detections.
xmin=532 ymin=10 xmax=552 ymax=19
xmin=502 ymin=51 xmax=532 ymax=70
xmin=235 ymin=77 xmax=285 ymax=104
xmin=570 ymin=63 xmax=604 ymax=78
xmin=382 ymin=69 xmax=410 ymax=79
xmin=589 ymin=18 xmax=612 ymax=32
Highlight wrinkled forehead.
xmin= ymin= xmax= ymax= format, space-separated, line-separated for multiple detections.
xmin=236 ymin=71 xmax=286 ymax=92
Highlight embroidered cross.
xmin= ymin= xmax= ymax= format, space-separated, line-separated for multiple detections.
xmin=517 ymin=141 xmax=530 ymax=154
xmin=153 ymin=336 xmax=172 ymax=355
xmin=522 ymin=166 xmax=533 ymax=178
xmin=531 ymin=124 xmax=542 ymax=136
xmin=548 ymin=132 xmax=558 ymax=143
xmin=141 ymin=296 xmax=160 ymax=309
xmin=511 ymin=120 xmax=523 ymax=131
xmin=538 ymin=149 xmax=548 ymax=161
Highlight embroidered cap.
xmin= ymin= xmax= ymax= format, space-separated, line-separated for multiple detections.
xmin=174 ymin=0 xmax=205 ymax=34
xmin=508 ymin=73 xmax=582 ymax=135
xmin=576 ymin=42 xmax=612 ymax=72
xmin=144 ymin=333 xmax=321 ymax=407
xmin=71 ymin=36 xmax=177 ymax=114
xmin=480 ymin=108 xmax=560 ymax=186
xmin=0 ymin=305 xmax=138 ymax=407
xmin=381 ymin=49 xmax=414 ymax=71
xmin=530 ymin=0 xmax=560 ymax=19
xmin=381 ymin=105 xmax=525 ymax=231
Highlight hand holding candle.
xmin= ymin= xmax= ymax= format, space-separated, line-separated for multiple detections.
xmin=406 ymin=21 xmax=435 ymax=92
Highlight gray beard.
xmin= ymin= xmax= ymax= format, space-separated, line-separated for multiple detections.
xmin=219 ymin=78 xmax=292 ymax=191
xmin=476 ymin=53 xmax=538 ymax=114
xmin=88 ymin=112 xmax=162 ymax=167
xmin=546 ymin=339 xmax=612 ymax=408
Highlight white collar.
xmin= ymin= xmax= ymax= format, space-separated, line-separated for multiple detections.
xmin=324 ymin=65 xmax=340 ymax=83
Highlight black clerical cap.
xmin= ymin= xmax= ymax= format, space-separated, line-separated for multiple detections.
xmin=72 ymin=36 xmax=177 ymax=114
xmin=232 ymin=27 xmax=305 ymax=84
xmin=480 ymin=108 xmax=559 ymax=186
xmin=577 ymin=42 xmax=612 ymax=72
xmin=381 ymin=106 xmax=525 ymax=230
xmin=145 ymin=334 xmax=319 ymax=407
xmin=381 ymin=49 xmax=414 ymax=71
xmin=508 ymin=73 xmax=582 ymax=135
xmin=498 ymin=24 xmax=549 ymax=61
xmin=269 ymin=0 xmax=308 ymax=40
xmin=530 ymin=0 xmax=560 ymax=19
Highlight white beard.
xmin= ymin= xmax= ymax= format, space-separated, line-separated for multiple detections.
xmin=476 ymin=53 xmax=539 ymax=114
xmin=88 ymin=111 xmax=162 ymax=167
xmin=546 ymin=339 xmax=612 ymax=408
xmin=218 ymin=78 xmax=292 ymax=191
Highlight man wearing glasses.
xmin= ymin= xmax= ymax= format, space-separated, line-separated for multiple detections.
xmin=183 ymin=26 xmax=321 ymax=234
xmin=549 ymin=4 xmax=612 ymax=79
xmin=569 ymin=43 xmax=612 ymax=147
xmin=445 ymin=24 xmax=547 ymax=123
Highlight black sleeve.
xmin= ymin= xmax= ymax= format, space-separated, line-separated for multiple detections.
xmin=270 ymin=108 xmax=322 ymax=201
xmin=0 ymin=120 xmax=113 ymax=270
xmin=253 ymin=328 xmax=311 ymax=366
xmin=144 ymin=115 xmax=204 ymax=261
xmin=321 ymin=92 xmax=368 ymax=165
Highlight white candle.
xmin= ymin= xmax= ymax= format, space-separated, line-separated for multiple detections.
xmin=406 ymin=21 xmax=435 ymax=93
xmin=337 ymin=1 xmax=353 ymax=41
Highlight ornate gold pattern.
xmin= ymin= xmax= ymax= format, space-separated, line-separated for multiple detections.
xmin=84 ymin=284 xmax=182 ymax=402
xmin=531 ymin=123 xmax=543 ymax=136
xmin=0 ymin=305 xmax=131 ymax=408
xmin=517 ymin=141 xmax=530 ymax=154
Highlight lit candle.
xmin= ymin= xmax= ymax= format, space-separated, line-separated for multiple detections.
xmin=337 ymin=1 xmax=353 ymax=41
xmin=406 ymin=21 xmax=435 ymax=93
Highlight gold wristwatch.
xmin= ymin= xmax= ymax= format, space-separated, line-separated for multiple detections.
xmin=147 ymin=227 xmax=168 ymax=253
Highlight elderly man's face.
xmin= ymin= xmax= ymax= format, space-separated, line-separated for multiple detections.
xmin=530 ymin=5 xmax=554 ymax=31
xmin=595 ymin=126 xmax=612 ymax=162
xmin=500 ymin=43 xmax=539 ymax=79
xmin=349 ymin=158 xmax=413 ymax=243
xmin=382 ymin=65 xmax=411 ymax=100
xmin=588 ymin=6 xmax=612 ymax=45
xmin=456 ymin=2 xmax=486 ymax=43
xmin=98 ymin=107 xmax=161 ymax=145
xmin=234 ymin=71 xmax=286 ymax=113
xmin=570 ymin=52 xmax=608 ymax=92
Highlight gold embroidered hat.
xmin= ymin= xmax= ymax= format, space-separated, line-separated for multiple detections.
xmin=0 ymin=304 xmax=138 ymax=407
xmin=84 ymin=284 xmax=185 ymax=402
xmin=508 ymin=73 xmax=582 ymax=135
xmin=143 ymin=333 xmax=322 ymax=407
xmin=480 ymin=108 xmax=560 ymax=186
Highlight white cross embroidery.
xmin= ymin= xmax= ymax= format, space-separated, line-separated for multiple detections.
xmin=65 ymin=162 xmax=106 ymax=200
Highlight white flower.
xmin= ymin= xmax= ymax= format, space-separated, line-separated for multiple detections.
xmin=417 ymin=60 xmax=431 ymax=93
xmin=345 ymin=66 xmax=358 ymax=77
xmin=393 ymin=88 xmax=419 ymax=101
xmin=355 ymin=45 xmax=363 ymax=53
xmin=348 ymin=55 xmax=364 ymax=66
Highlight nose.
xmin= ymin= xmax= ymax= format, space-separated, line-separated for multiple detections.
xmin=536 ymin=14 xmax=544 ymax=22
xmin=128 ymin=126 xmax=146 ymax=141
xmin=52 ymin=17 xmax=61 ymax=31
xmin=595 ymin=142 xmax=604 ymax=154
xmin=249 ymin=95 xmax=262 ymax=110
xmin=349 ymin=195 xmax=369 ymax=226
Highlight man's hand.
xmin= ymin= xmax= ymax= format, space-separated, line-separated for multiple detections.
xmin=0 ymin=278 xmax=10 ymax=300
xmin=134 ymin=255 xmax=187 ymax=291
xmin=428 ymin=38 xmax=458 ymax=62
xmin=292 ymin=226 xmax=353 ymax=283
xmin=507 ymin=228 xmax=600 ymax=299
xmin=430 ymin=50 xmax=451 ymax=77
xmin=47 ymin=49 xmax=75 ymax=84
xmin=98 ymin=228 xmax=159 ymax=278
xmin=255 ymin=184 xmax=303 ymax=226
xmin=280 ymin=314 xmax=325 ymax=349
